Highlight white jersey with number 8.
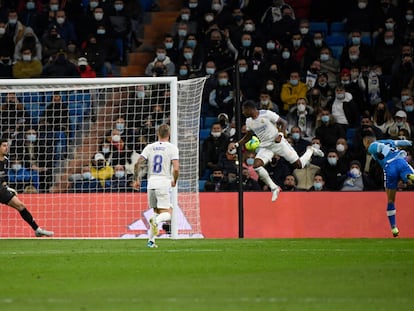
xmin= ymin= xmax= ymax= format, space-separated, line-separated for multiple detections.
xmin=140 ymin=141 xmax=179 ymax=189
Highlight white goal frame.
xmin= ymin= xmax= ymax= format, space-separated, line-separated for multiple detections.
xmin=0 ymin=77 xmax=205 ymax=239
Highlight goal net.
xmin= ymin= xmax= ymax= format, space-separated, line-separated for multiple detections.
xmin=0 ymin=77 xmax=206 ymax=238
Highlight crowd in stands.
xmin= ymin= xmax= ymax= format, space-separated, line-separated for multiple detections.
xmin=2 ymin=0 xmax=414 ymax=193
xmin=161 ymin=0 xmax=414 ymax=192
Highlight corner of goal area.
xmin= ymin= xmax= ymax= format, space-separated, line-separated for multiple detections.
xmin=120 ymin=205 xmax=204 ymax=239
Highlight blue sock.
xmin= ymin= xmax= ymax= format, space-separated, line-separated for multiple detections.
xmin=387 ymin=203 xmax=396 ymax=228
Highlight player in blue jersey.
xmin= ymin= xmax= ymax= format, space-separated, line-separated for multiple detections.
xmin=363 ymin=134 xmax=414 ymax=237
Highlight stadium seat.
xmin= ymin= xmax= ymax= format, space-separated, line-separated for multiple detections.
xmin=199 ymin=180 xmax=207 ymax=192
xmin=325 ymin=34 xmax=347 ymax=47
xmin=309 ymin=21 xmax=328 ymax=35
xmin=203 ymin=117 xmax=217 ymax=129
xmin=330 ymin=45 xmax=343 ymax=59
xmin=200 ymin=129 xmax=211 ymax=140
xmin=361 ymin=34 xmax=372 ymax=46
xmin=330 ymin=21 xmax=346 ymax=35
xmin=346 ymin=128 xmax=356 ymax=149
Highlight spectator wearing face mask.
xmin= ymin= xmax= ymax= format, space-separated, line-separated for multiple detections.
xmin=12 ymin=48 xmax=42 ymax=78
xmin=308 ymin=173 xmax=327 ymax=191
xmin=327 ymin=84 xmax=359 ymax=133
xmin=387 ymin=110 xmax=414 ymax=139
xmin=207 ymin=70 xmax=234 ymax=119
xmin=8 ymin=158 xmax=40 ymax=192
xmin=241 ymin=167 xmax=261 ymax=191
xmin=402 ymin=96 xmax=414 ymax=125
xmin=340 ymin=160 xmax=377 ymax=191
xmin=280 ymin=70 xmax=307 ymax=114
xmin=315 ymin=109 xmax=347 ymax=154
xmin=287 ymin=98 xmax=315 ymax=140
xmin=145 ymin=46 xmax=176 ymax=76
xmin=90 ymin=152 xmax=114 ymax=188
xmin=200 ymin=122 xmax=229 ymax=179
xmin=281 ymin=174 xmax=298 ymax=191
xmin=242 ymin=151 xmax=259 ymax=181
xmin=108 ymin=164 xmax=133 ymax=192
xmin=71 ymin=165 xmax=104 ymax=193
xmin=76 ymin=57 xmax=96 ymax=78
xmin=319 ymin=150 xmax=348 ymax=190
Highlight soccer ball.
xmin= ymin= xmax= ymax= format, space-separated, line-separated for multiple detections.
xmin=245 ymin=136 xmax=260 ymax=151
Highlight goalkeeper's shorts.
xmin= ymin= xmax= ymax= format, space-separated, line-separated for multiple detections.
xmin=0 ymin=185 xmax=16 ymax=204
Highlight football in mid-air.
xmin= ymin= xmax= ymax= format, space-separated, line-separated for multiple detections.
xmin=245 ymin=136 xmax=260 ymax=151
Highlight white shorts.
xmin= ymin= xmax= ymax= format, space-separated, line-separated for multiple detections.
xmin=256 ymin=137 xmax=299 ymax=165
xmin=148 ymin=187 xmax=172 ymax=209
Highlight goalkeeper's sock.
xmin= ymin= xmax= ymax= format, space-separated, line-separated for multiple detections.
xmin=156 ymin=212 xmax=171 ymax=224
xmin=386 ymin=202 xmax=396 ymax=229
xmin=299 ymin=148 xmax=313 ymax=168
xmin=19 ymin=208 xmax=39 ymax=231
xmin=255 ymin=166 xmax=278 ymax=190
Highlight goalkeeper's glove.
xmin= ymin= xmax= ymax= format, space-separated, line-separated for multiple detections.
xmin=6 ymin=186 xmax=17 ymax=195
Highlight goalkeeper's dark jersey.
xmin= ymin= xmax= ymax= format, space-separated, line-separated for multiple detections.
xmin=0 ymin=156 xmax=9 ymax=184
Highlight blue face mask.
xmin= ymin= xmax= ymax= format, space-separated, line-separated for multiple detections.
xmin=321 ymin=115 xmax=330 ymax=123
xmin=328 ymin=157 xmax=337 ymax=166
xmin=164 ymin=42 xmax=173 ymax=49
xmin=290 ymin=79 xmax=299 ymax=86
xmin=246 ymin=158 xmax=254 ymax=166
xmin=206 ymin=68 xmax=215 ymax=75
xmin=242 ymin=40 xmax=251 ymax=47
xmin=239 ymin=66 xmax=247 ymax=73
xmin=313 ymin=182 xmax=323 ymax=190
xmin=291 ymin=133 xmax=300 ymax=140
xmin=218 ymin=78 xmax=228 ymax=86
xmin=405 ymin=106 xmax=414 ymax=112
xmin=115 ymin=171 xmax=125 ymax=178
xmin=179 ymin=69 xmax=188 ymax=76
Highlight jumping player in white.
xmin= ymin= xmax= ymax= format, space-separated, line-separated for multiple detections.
xmin=0 ymin=139 xmax=53 ymax=237
xmin=133 ymin=124 xmax=179 ymax=248
xmin=228 ymin=100 xmax=324 ymax=201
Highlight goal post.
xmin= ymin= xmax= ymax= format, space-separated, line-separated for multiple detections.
xmin=0 ymin=76 xmax=206 ymax=239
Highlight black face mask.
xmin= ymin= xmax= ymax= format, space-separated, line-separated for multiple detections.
xmin=79 ymin=65 xmax=87 ymax=72
xmin=154 ymin=67 xmax=164 ymax=75
xmin=212 ymin=176 xmax=222 ymax=182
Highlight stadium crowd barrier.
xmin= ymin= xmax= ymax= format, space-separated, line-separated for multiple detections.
xmin=1 ymin=192 xmax=413 ymax=238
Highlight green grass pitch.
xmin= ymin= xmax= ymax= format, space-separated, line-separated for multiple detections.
xmin=0 ymin=239 xmax=413 ymax=311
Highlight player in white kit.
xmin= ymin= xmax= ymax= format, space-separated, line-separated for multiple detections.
xmin=228 ymin=100 xmax=324 ymax=201
xmin=133 ymin=124 xmax=179 ymax=248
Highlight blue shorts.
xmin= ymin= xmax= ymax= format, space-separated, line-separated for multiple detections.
xmin=384 ymin=157 xmax=414 ymax=189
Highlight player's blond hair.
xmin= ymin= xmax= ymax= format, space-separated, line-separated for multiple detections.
xmin=158 ymin=124 xmax=171 ymax=139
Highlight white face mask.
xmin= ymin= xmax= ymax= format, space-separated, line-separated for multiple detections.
xmin=350 ymin=168 xmax=361 ymax=178
xmin=56 ymin=17 xmax=65 ymax=24
xmin=22 ymin=54 xmax=32 ymax=62
xmin=211 ymin=131 xmax=221 ymax=138
xmin=115 ymin=171 xmax=125 ymax=178
xmin=312 ymin=143 xmax=320 ymax=150
xmin=266 ymin=84 xmax=274 ymax=91
xmin=336 ymin=143 xmax=345 ymax=152
xmin=0 ymin=27 xmax=5 ymax=35
xmin=297 ymin=103 xmax=306 ymax=112
xmin=83 ymin=172 xmax=92 ymax=180
xmin=94 ymin=13 xmax=104 ymax=21
xmin=112 ymin=135 xmax=121 ymax=142
xmin=102 ymin=147 xmax=110 ymax=154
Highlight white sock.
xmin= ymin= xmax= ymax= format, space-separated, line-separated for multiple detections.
xmin=255 ymin=166 xmax=277 ymax=190
xmin=299 ymin=148 xmax=313 ymax=168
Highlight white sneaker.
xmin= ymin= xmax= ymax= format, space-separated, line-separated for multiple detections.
xmin=311 ymin=146 xmax=325 ymax=157
xmin=35 ymin=227 xmax=54 ymax=237
xmin=271 ymin=186 xmax=281 ymax=202
xmin=149 ymin=217 xmax=159 ymax=236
